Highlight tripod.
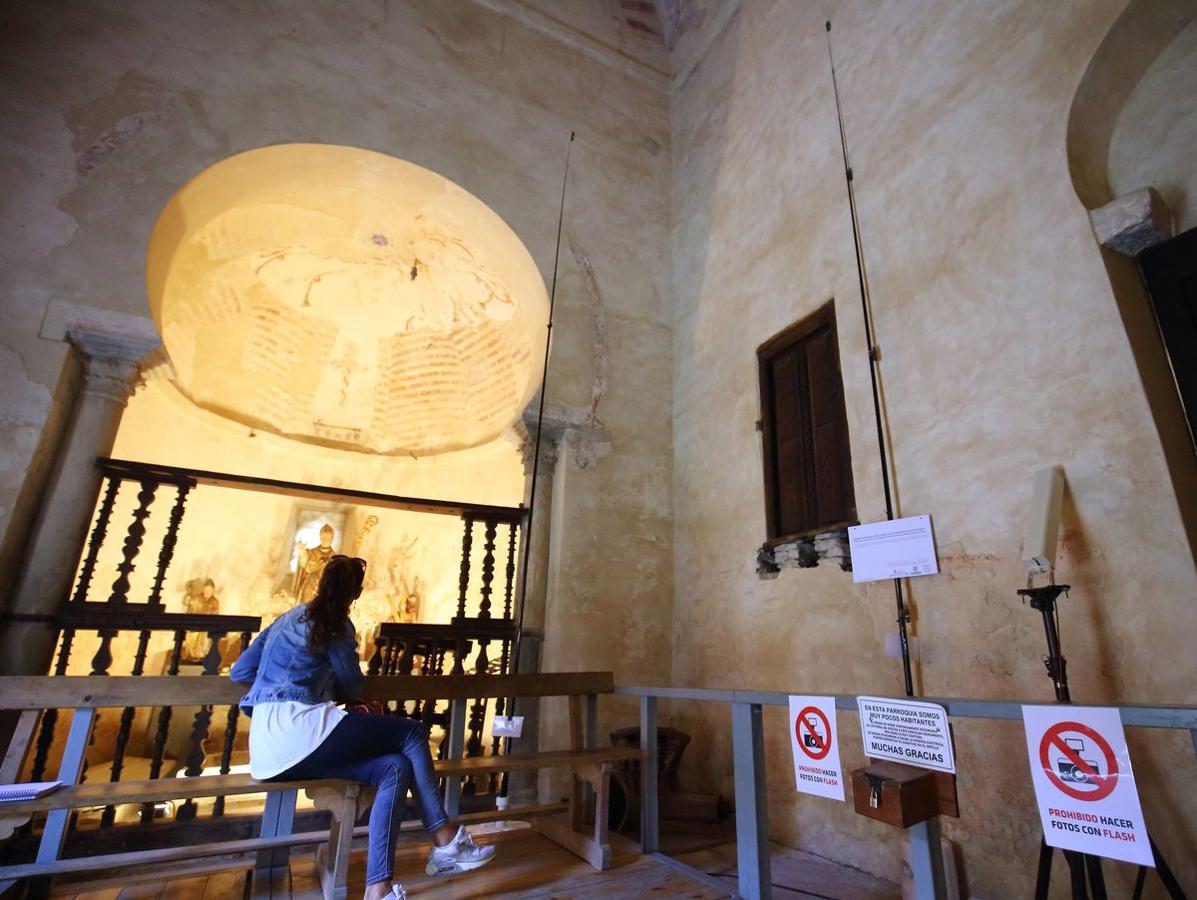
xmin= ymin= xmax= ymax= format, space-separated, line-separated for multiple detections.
xmin=1019 ymin=585 xmax=1187 ymax=900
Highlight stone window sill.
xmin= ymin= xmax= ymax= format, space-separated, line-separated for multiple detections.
xmin=756 ymin=529 xmax=852 ymax=578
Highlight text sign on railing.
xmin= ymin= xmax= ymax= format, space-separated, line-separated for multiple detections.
xmin=788 ymin=695 xmax=844 ymax=801
xmin=857 ymin=696 xmax=956 ymax=773
xmin=1022 ymin=705 xmax=1152 ymax=866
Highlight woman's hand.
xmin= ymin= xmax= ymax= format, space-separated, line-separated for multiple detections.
xmin=344 ymin=699 xmax=385 ymax=716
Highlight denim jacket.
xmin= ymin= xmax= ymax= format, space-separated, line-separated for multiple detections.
xmin=230 ymin=604 xmax=365 ymax=714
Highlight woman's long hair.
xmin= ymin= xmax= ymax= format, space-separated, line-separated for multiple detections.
xmin=303 ymin=555 xmax=365 ymax=655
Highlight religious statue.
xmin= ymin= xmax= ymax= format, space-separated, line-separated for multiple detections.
xmin=181 ymin=577 xmax=220 ymax=662
xmin=294 ymin=523 xmax=337 ymax=604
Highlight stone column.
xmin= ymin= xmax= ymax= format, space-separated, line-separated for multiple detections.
xmin=507 ymin=425 xmax=562 ymax=805
xmin=1 ymin=329 xmax=150 ymax=676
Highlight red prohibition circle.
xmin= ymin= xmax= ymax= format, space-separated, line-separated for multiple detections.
xmin=1038 ymin=721 xmax=1119 ymax=802
xmin=795 ymin=706 xmax=832 ymax=761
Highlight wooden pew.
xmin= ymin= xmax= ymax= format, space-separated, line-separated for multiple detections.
xmin=0 ymin=672 xmax=642 ymax=898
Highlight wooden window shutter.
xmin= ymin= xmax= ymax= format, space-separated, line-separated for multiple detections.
xmin=758 ymin=303 xmax=856 ymax=541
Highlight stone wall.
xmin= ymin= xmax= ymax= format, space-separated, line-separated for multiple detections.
xmin=0 ymin=0 xmax=674 ymax=700
xmin=668 ymin=0 xmax=1197 ymax=895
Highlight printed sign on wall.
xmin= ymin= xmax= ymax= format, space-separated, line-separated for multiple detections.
xmin=1022 ymin=705 xmax=1152 ymax=866
xmin=848 ymin=515 xmax=939 ymax=583
xmin=788 ymin=696 xmax=844 ymax=801
xmin=857 ymin=696 xmax=955 ymax=773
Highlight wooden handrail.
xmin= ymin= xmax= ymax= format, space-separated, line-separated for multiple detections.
xmin=0 ymin=672 xmax=615 ymax=710
xmin=98 ymin=457 xmax=527 ymax=522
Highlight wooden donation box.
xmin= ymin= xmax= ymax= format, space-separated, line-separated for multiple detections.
xmin=850 ymin=760 xmax=958 ymax=828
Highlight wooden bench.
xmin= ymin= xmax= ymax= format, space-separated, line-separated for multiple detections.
xmin=0 ymin=672 xmax=643 ymax=898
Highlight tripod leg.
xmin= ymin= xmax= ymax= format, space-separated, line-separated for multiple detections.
xmin=1150 ymin=835 xmax=1190 ymax=900
xmin=1034 ymin=839 xmax=1053 ymax=900
xmin=1084 ymin=854 xmax=1107 ymax=900
xmin=1063 ymin=850 xmax=1088 ymax=900
xmin=1133 ymin=866 xmax=1147 ymax=900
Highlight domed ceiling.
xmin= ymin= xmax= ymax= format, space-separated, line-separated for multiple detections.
xmin=146 ymin=144 xmax=549 ymax=456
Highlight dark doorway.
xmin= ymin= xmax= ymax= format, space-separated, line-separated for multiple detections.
xmin=1140 ymin=227 xmax=1197 ymax=449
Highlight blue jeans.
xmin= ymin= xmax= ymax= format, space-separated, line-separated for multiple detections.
xmin=271 ymin=712 xmax=450 ymax=886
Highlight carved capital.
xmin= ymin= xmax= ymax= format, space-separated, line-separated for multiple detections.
xmin=79 ymin=354 xmax=143 ymax=405
xmin=520 ymin=405 xmax=611 ymax=474
xmin=67 ymin=326 xmax=155 ymax=406
xmin=520 ymin=432 xmax=561 ymax=476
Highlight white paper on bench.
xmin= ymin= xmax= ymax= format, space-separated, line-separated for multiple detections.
xmin=492 ymin=715 xmax=525 ymax=738
xmin=0 ymin=781 xmax=61 ymax=803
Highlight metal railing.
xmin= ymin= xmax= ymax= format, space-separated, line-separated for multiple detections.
xmin=619 ymin=685 xmax=1197 ymax=900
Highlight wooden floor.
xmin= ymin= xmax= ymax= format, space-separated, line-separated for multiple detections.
xmin=673 ymin=841 xmax=900 ymax=900
xmin=54 ymin=825 xmax=731 ymax=899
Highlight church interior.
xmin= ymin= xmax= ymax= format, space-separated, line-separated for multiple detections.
xmin=0 ymin=0 xmax=1195 ymax=897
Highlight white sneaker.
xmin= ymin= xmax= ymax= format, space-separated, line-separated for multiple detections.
xmin=390 ymin=886 xmax=407 ymax=899
xmin=425 ymin=826 xmax=497 ymax=877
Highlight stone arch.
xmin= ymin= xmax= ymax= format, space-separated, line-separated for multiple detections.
xmin=1066 ymin=0 xmax=1197 ymax=562
xmin=1066 ymin=0 xmax=1193 ymax=213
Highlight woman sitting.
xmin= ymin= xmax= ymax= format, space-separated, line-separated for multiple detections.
xmin=231 ymin=554 xmax=495 ymax=900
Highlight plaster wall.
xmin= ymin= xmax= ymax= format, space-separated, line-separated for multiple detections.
xmin=0 ymin=0 xmax=673 ymax=695
xmin=669 ymin=1 xmax=1197 ymax=896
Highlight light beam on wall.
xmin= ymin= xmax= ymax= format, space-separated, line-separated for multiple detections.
xmin=146 ymin=144 xmax=549 ymax=456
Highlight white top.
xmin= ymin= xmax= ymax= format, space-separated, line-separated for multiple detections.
xmin=248 ymin=701 xmax=346 ymax=780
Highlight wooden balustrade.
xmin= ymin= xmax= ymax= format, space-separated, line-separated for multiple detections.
xmin=28 ymin=609 xmax=260 ymax=825
xmin=3 ymin=456 xmax=529 ymax=853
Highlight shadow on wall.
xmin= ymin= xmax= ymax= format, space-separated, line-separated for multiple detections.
xmin=1066 ymin=0 xmax=1197 ymax=569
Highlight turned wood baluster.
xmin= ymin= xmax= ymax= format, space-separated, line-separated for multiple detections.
xmin=142 ymin=631 xmax=185 ymax=823
xmin=456 ymin=516 xmax=474 ymax=618
xmin=71 ymin=477 xmax=120 ymax=605
xmin=100 ymin=629 xmax=151 ymax=827
xmin=463 ymin=642 xmax=490 ymax=795
xmin=147 ymin=480 xmax=192 ymax=608
xmin=409 ymin=641 xmax=426 ymax=721
xmin=478 ymin=520 xmax=497 ymax=619
xmin=488 ymin=635 xmax=514 ymax=792
xmin=106 ymin=480 xmax=157 ymax=605
xmin=396 ymin=639 xmax=416 ymax=676
xmin=389 ymin=638 xmax=406 ymax=677
xmin=395 ymin=640 xmax=417 ymax=718
xmin=367 ymin=631 xmax=385 ymax=675
xmin=503 ymin=522 xmax=517 ymax=620
xmin=90 ymin=629 xmax=117 ymax=676
xmin=450 ymin=638 xmax=467 ymax=675
xmin=213 ymin=632 xmax=250 ymax=817
xmin=31 ymin=629 xmax=75 ymax=781
xmin=488 ymin=691 xmax=504 ymax=794
xmin=77 ymin=627 xmax=119 ymax=794
xmin=426 ymin=646 xmax=448 ymax=743
xmin=176 ymin=631 xmax=225 ymax=821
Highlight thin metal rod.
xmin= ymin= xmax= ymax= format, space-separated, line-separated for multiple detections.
xmin=826 ymin=21 xmax=913 ymax=696
xmin=514 ymin=130 xmax=574 ymax=652
xmin=502 ymin=132 xmax=576 ymax=793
